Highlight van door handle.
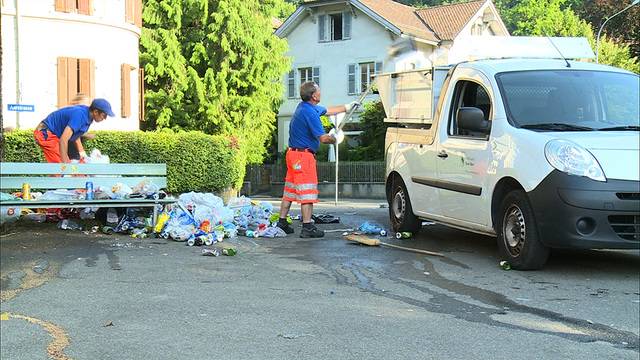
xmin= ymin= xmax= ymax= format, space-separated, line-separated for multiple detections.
xmin=437 ymin=151 xmax=448 ymax=159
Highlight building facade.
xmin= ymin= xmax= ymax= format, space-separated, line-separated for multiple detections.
xmin=2 ymin=0 xmax=143 ymax=131
xmin=274 ymin=0 xmax=508 ymax=152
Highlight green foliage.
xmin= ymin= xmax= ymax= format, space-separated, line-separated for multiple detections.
xmin=140 ymin=0 xmax=292 ymax=164
xmin=351 ymin=101 xmax=388 ymax=161
xmin=496 ymin=0 xmax=639 ymax=73
xmin=2 ymin=130 xmax=243 ymax=193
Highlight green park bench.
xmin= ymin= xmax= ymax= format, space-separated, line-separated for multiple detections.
xmin=0 ymin=162 xmax=177 ymax=225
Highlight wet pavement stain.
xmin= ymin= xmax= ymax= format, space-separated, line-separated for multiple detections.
xmin=272 ymin=236 xmax=639 ymax=352
xmin=1 ymin=312 xmax=72 ymax=360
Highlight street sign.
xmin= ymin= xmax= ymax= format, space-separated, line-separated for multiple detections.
xmin=7 ymin=104 xmax=35 ymax=112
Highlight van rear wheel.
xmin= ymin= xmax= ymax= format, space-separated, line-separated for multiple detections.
xmin=389 ymin=179 xmax=421 ymax=233
xmin=497 ymin=190 xmax=549 ymax=270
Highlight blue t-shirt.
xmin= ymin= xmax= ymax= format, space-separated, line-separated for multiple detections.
xmin=288 ymin=102 xmax=327 ymax=152
xmin=43 ymin=105 xmax=92 ymax=141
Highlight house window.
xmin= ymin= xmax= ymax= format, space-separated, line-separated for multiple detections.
xmin=125 ymin=0 xmax=142 ymax=27
xmin=299 ymin=67 xmax=320 ymax=86
xmin=349 ymin=62 xmax=382 ymax=94
xmin=287 ymin=70 xmax=296 ymax=98
xmin=57 ymin=57 xmax=95 ymax=108
xmin=318 ymin=11 xmax=351 ymax=42
xmin=55 ymin=0 xmax=93 ymax=15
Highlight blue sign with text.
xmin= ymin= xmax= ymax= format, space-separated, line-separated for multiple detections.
xmin=8 ymin=104 xmax=35 ymax=112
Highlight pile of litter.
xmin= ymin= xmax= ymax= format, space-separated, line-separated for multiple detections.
xmin=156 ymin=193 xmax=288 ymax=246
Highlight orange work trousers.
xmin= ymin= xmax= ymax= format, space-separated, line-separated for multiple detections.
xmin=282 ymin=149 xmax=319 ymax=204
xmin=34 ymin=129 xmax=62 ymax=163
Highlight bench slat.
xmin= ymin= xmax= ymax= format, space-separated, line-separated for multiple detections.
xmin=0 ymin=199 xmax=176 ymax=207
xmin=0 ymin=177 xmax=167 ymax=190
xmin=0 ymin=163 xmax=167 ymax=176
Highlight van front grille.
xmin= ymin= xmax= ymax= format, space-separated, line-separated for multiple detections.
xmin=608 ymin=215 xmax=640 ymax=241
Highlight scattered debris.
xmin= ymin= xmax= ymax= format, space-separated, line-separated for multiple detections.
xmin=499 ymin=261 xmax=511 ymax=270
xmin=104 ymin=321 xmax=114 ymax=327
xmin=324 ymin=228 xmax=355 ymax=233
xmin=358 ymin=222 xmax=387 ymax=236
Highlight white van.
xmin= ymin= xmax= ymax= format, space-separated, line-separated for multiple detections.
xmin=379 ymin=38 xmax=640 ymax=269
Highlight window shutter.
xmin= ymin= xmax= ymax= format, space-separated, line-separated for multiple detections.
xmin=139 ymin=68 xmax=145 ymax=121
xmin=287 ymin=70 xmax=295 ymax=98
xmin=375 ymin=62 xmax=383 ymax=74
xmin=65 ymin=0 xmax=75 ymax=12
xmin=77 ymin=0 xmax=92 ymax=15
xmin=121 ymin=64 xmax=132 ymax=118
xmin=343 ymin=11 xmax=351 ymax=39
xmin=318 ymin=14 xmax=326 ymax=42
xmin=67 ymin=58 xmax=79 ymax=104
xmin=125 ymin=0 xmax=135 ymax=24
xmin=348 ymin=64 xmax=356 ymax=95
xmin=312 ymin=67 xmax=320 ymax=86
xmin=134 ymin=0 xmax=142 ymax=27
xmin=78 ymin=59 xmax=95 ymax=99
xmin=55 ymin=0 xmax=66 ymax=12
xmin=57 ymin=57 xmax=70 ymax=107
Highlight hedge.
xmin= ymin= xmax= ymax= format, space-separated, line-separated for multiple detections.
xmin=1 ymin=130 xmax=244 ymax=194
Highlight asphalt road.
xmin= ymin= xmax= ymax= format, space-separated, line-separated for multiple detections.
xmin=1 ymin=199 xmax=638 ymax=360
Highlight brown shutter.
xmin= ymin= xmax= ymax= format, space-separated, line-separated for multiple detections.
xmin=78 ymin=59 xmax=95 ymax=99
xmin=57 ymin=57 xmax=69 ymax=107
xmin=134 ymin=0 xmax=142 ymax=27
xmin=139 ymin=68 xmax=145 ymax=121
xmin=125 ymin=0 xmax=134 ymax=24
xmin=67 ymin=58 xmax=79 ymax=104
xmin=55 ymin=0 xmax=67 ymax=12
xmin=78 ymin=0 xmax=93 ymax=15
xmin=65 ymin=0 xmax=76 ymax=12
xmin=121 ymin=64 xmax=132 ymax=118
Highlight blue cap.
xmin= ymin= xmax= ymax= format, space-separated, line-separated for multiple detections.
xmin=91 ymin=98 xmax=115 ymax=117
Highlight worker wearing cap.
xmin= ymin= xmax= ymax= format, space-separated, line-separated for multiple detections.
xmin=34 ymin=98 xmax=115 ymax=163
xmin=277 ymin=81 xmax=358 ymax=238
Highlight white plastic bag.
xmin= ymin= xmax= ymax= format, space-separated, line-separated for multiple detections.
xmin=84 ymin=149 xmax=110 ymax=164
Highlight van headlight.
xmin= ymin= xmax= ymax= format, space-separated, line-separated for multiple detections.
xmin=544 ymin=139 xmax=606 ymax=182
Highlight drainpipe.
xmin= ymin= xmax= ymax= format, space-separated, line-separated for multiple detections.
xmin=14 ymin=0 xmax=22 ymax=129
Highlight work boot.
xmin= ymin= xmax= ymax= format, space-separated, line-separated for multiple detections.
xmin=300 ymin=223 xmax=324 ymax=238
xmin=277 ymin=218 xmax=294 ymax=234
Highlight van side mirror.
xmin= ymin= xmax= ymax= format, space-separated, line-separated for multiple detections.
xmin=457 ymin=107 xmax=490 ymax=133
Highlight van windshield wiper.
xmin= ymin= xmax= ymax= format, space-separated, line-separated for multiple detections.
xmin=520 ymin=123 xmax=596 ymax=131
xmin=598 ymin=125 xmax=640 ymax=131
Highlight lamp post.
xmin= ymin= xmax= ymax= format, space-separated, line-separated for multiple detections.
xmin=596 ymin=0 xmax=639 ymax=63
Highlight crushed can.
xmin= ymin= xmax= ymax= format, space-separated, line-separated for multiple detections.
xmin=22 ymin=183 xmax=31 ymax=200
xmin=222 ymin=248 xmax=237 ymax=256
xmin=499 ymin=260 xmax=511 ymax=270
xmin=395 ymin=232 xmax=412 ymax=239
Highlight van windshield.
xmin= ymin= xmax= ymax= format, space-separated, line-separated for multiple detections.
xmin=496 ymin=70 xmax=640 ymax=131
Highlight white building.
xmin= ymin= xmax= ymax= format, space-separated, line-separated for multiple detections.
xmin=274 ymin=0 xmax=508 ymax=151
xmin=2 ymin=0 xmax=143 ymax=131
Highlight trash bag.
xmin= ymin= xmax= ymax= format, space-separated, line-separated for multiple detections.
xmin=84 ymin=149 xmax=110 ymax=164
xmin=0 ymin=206 xmax=21 ymax=225
xmin=312 ymin=213 xmax=340 ymax=224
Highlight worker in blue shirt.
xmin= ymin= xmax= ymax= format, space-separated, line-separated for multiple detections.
xmin=277 ymin=81 xmax=358 ymax=238
xmin=34 ymin=98 xmax=114 ymax=163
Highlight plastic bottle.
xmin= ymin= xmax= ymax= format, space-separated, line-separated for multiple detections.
xmin=154 ymin=212 xmax=170 ymax=233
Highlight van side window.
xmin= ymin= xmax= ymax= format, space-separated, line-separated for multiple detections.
xmin=448 ymin=80 xmax=492 ymax=138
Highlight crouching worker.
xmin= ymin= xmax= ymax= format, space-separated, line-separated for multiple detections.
xmin=276 ymin=81 xmax=357 ymax=238
xmin=34 ymin=98 xmax=114 ymax=163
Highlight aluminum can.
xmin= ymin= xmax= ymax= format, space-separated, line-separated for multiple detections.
xmin=85 ymin=181 xmax=94 ymax=200
xmin=22 ymin=183 xmax=31 ymax=200
xmin=395 ymin=232 xmax=412 ymax=239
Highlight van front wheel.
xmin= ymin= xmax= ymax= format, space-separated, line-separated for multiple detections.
xmin=497 ymin=190 xmax=549 ymax=270
xmin=389 ymin=180 xmax=421 ymax=233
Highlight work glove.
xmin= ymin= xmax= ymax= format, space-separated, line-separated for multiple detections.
xmin=344 ymin=101 xmax=360 ymax=113
xmin=328 ymin=128 xmax=345 ymax=144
